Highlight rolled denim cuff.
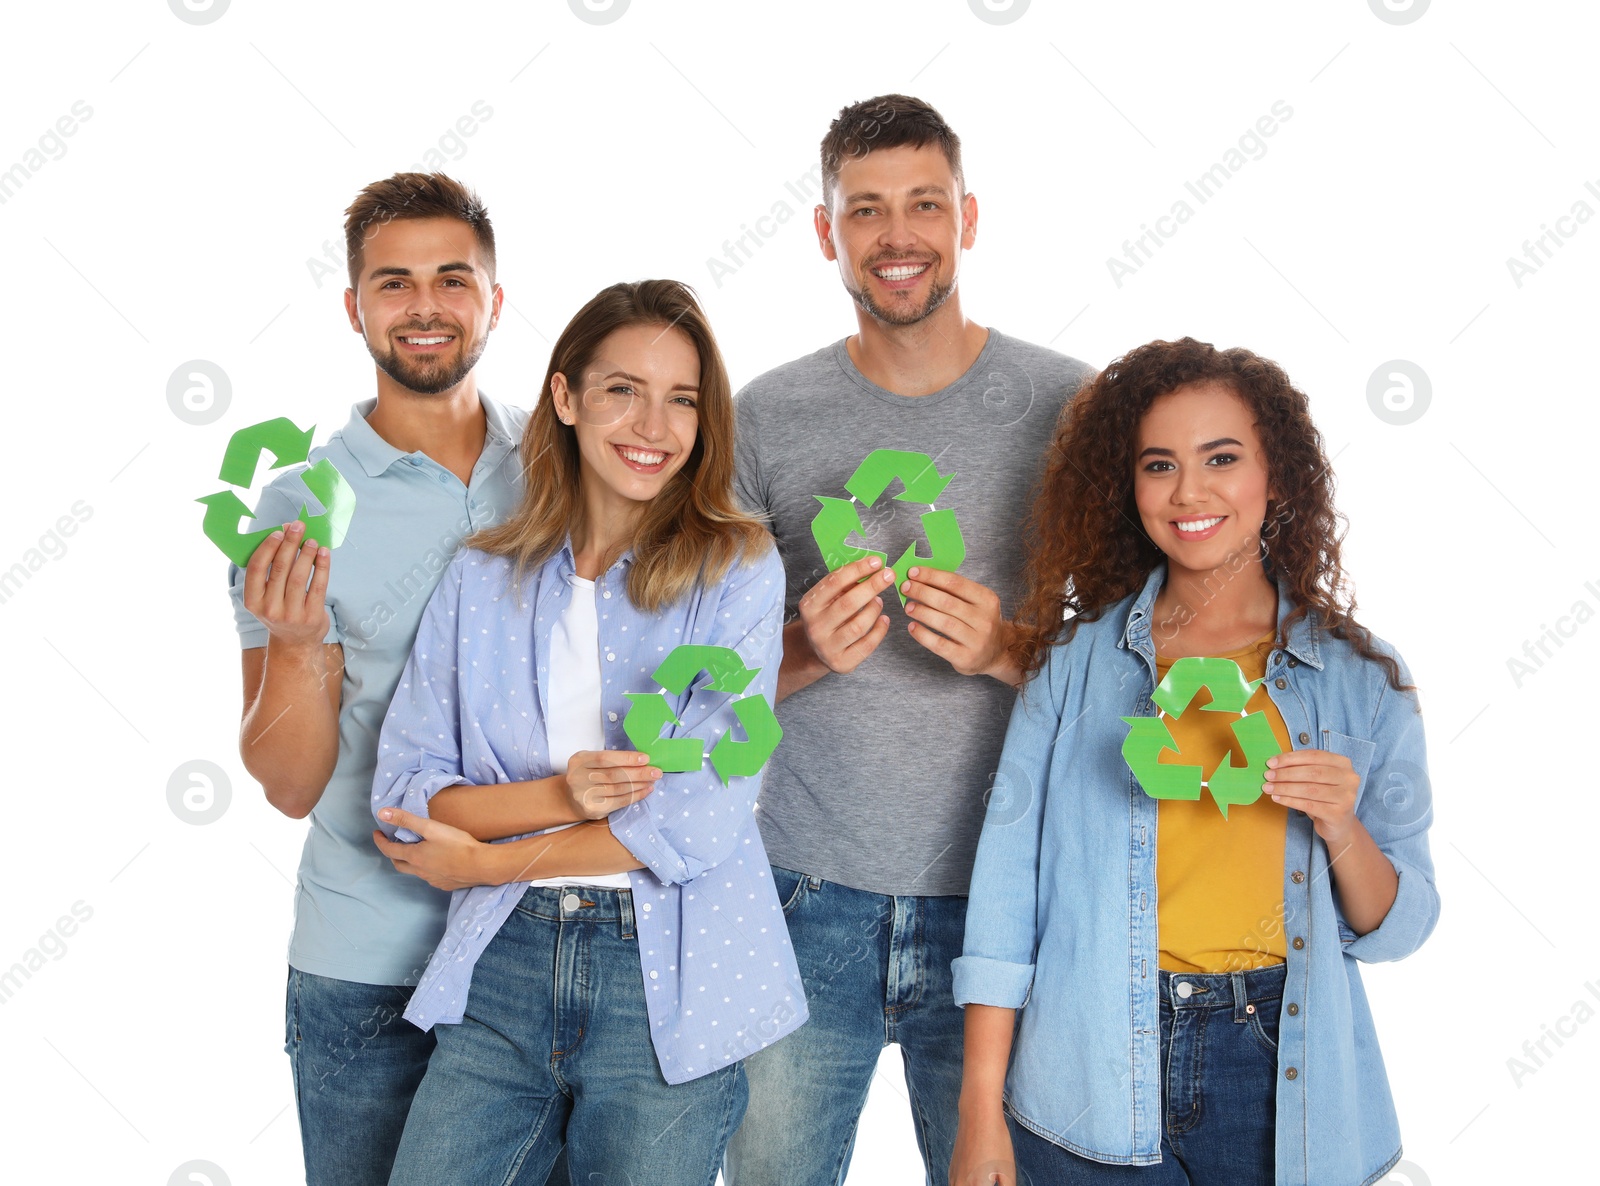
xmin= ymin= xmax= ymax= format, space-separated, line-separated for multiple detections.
xmin=952 ymin=955 xmax=1036 ymax=1009
xmin=1340 ymin=859 xmax=1439 ymax=963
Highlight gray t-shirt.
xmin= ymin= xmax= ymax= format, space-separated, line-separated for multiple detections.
xmin=734 ymin=330 xmax=1094 ymax=896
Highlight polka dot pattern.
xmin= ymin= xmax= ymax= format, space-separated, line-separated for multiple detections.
xmin=371 ymin=542 xmax=807 ymax=1082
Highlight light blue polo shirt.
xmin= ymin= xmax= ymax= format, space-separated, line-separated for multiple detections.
xmin=228 ymin=393 xmax=529 ymax=986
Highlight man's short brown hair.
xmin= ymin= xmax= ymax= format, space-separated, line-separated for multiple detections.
xmin=819 ymin=94 xmax=964 ymax=207
xmin=343 ymin=172 xmax=495 ymax=290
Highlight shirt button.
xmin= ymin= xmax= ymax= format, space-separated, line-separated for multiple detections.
xmin=641 ymin=902 xmax=651 ymax=912
xmin=1291 ymin=870 xmax=1305 ymax=884
xmin=1285 ymin=1067 xmax=1299 ymax=1081
xmin=1298 ymin=732 xmax=1310 ymax=745
xmin=649 ymin=969 xmax=659 ymax=979
xmin=1175 ymin=982 xmax=1193 ymax=999
xmin=1287 ymin=1003 xmax=1300 ymax=1016
xmin=1292 ymin=936 xmax=1305 ymax=950
xmin=1274 ymin=677 xmax=1287 ymax=690
xmin=607 ymin=711 xmax=618 ymax=722
xmin=562 ymin=894 xmax=581 ymax=912
xmin=603 ymin=590 xmax=612 ymax=599
xmin=606 ymin=653 xmax=616 ymax=662
xmin=1288 ymin=657 xmax=1299 ymax=668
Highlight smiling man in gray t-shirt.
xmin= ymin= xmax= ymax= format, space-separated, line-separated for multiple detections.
xmin=724 ymin=95 xmax=1093 ymax=1186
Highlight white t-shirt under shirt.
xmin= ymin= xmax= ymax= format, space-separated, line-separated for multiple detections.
xmin=522 ymin=573 xmax=633 ymax=890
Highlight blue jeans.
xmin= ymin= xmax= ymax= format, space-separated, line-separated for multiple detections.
xmin=1009 ymin=964 xmax=1284 ymax=1185
xmin=724 ymin=867 xmax=968 ymax=1186
xmin=388 ymin=885 xmax=747 ymax=1186
xmin=285 ymin=967 xmax=435 ymax=1186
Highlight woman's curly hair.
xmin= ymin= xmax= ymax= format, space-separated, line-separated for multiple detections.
xmin=1008 ymin=337 xmax=1407 ymax=691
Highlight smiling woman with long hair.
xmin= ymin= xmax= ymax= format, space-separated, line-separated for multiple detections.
xmin=371 ymin=280 xmax=805 ymax=1186
xmin=950 ymin=338 xmax=1439 ymax=1186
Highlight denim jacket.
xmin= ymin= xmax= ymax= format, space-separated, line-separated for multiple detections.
xmin=952 ymin=566 xmax=1439 ymax=1186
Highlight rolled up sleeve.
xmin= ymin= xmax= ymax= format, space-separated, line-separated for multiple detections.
xmin=1342 ymin=655 xmax=1440 ymax=964
xmin=608 ymin=547 xmax=786 ymax=886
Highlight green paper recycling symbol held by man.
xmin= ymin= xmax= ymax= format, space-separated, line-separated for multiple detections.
xmin=809 ymin=448 xmax=966 ymax=607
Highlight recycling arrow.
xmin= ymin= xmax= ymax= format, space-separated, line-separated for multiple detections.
xmin=810 ymin=448 xmax=966 ymax=607
xmin=622 ymin=692 xmax=707 ymax=773
xmin=1121 ymin=656 xmax=1284 ymax=818
xmin=620 ymin=644 xmax=782 ymax=782
xmin=844 ymin=449 xmax=955 ymax=506
xmin=217 ymin=417 xmax=317 ymax=488
xmin=197 ymin=418 xmax=356 ymax=566
xmin=1151 ymin=655 xmax=1264 ymax=716
xmin=652 ymin=644 xmax=760 ymax=695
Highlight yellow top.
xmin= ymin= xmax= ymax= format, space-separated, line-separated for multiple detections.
xmin=1155 ymin=633 xmax=1291 ymax=973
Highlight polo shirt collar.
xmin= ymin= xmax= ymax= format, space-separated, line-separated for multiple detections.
xmin=341 ymin=391 xmax=517 ymax=479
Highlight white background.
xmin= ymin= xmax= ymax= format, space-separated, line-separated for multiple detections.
xmin=1 ymin=1 xmax=1594 ymax=1183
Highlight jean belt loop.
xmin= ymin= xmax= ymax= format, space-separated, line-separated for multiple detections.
xmin=1232 ymin=971 xmax=1250 ymax=1021
xmin=619 ymin=887 xmax=636 ymax=940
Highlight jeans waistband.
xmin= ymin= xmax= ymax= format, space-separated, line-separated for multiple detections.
xmin=1159 ymin=962 xmax=1285 ymax=1015
xmin=513 ymin=884 xmax=636 ymax=938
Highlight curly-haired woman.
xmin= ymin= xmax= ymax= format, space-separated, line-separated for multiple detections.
xmin=948 ymin=338 xmax=1439 ymax=1186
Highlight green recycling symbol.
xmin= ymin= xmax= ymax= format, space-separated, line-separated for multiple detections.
xmin=196 ymin=417 xmax=356 ymax=566
xmin=1120 ymin=656 xmax=1285 ymax=818
xmin=622 ymin=645 xmax=783 ymax=783
xmin=810 ymin=448 xmax=966 ymax=607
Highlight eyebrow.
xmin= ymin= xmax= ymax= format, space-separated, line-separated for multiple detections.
xmin=599 ymin=369 xmax=700 ymax=393
xmin=367 ymin=261 xmax=477 ymax=280
xmin=841 ymin=184 xmax=952 ymax=205
xmin=1138 ymin=437 xmax=1244 ymax=459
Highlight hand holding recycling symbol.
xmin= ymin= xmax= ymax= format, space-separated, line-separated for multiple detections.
xmin=1121 ymin=657 xmax=1284 ymax=817
xmin=196 ymin=417 xmax=356 ymax=565
xmin=622 ymin=645 xmax=782 ymax=783
xmin=810 ymin=448 xmax=966 ymax=608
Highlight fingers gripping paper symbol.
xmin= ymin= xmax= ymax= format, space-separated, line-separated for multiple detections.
xmin=197 ymin=418 xmax=356 ymax=566
xmin=621 ymin=645 xmax=782 ymax=783
xmin=809 ymin=449 xmax=966 ymax=607
xmin=1120 ymin=656 xmax=1284 ymax=818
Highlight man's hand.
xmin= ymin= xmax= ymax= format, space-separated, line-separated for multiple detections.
xmin=374 ymin=807 xmax=503 ymax=891
xmin=796 ymin=555 xmax=896 ymax=673
xmin=901 ymin=567 xmax=1020 ymax=686
xmin=242 ymin=520 xmax=331 ymax=648
xmin=563 ymin=751 xmax=660 ymax=819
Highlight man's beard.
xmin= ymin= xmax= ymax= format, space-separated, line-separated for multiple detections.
xmin=366 ymin=324 xmax=489 ymax=395
xmin=845 ymin=265 xmax=955 ymax=327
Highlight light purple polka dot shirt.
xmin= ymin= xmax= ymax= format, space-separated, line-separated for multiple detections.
xmin=372 ymin=541 xmax=806 ymax=1084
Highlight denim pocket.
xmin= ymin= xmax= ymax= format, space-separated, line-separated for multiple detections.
xmin=771 ymin=866 xmax=808 ymax=916
xmin=1245 ymin=993 xmax=1281 ymax=1061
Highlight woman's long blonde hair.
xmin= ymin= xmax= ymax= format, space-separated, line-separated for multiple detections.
xmin=471 ymin=279 xmax=769 ymax=611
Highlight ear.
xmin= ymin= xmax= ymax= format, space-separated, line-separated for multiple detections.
xmin=960 ymin=192 xmax=978 ymax=250
xmin=488 ymin=283 xmax=503 ymax=330
xmin=344 ymin=288 xmax=362 ymax=335
xmin=814 ymin=204 xmax=838 ymax=262
xmin=550 ymin=372 xmax=574 ymax=424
